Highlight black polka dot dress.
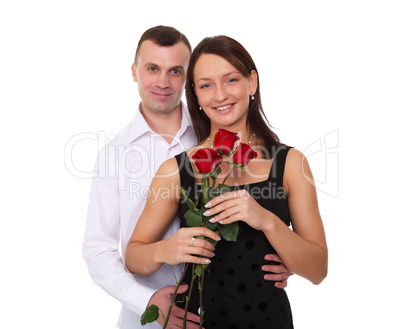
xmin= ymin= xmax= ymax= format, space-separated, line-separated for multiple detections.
xmin=175 ymin=145 xmax=294 ymax=329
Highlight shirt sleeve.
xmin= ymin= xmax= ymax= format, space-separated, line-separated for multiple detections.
xmin=82 ymin=148 xmax=156 ymax=315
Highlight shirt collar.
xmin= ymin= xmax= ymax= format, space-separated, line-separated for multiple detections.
xmin=128 ymin=101 xmax=193 ymax=143
xmin=177 ymin=102 xmax=193 ymax=138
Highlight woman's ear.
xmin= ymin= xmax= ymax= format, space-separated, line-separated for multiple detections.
xmin=249 ymin=69 xmax=258 ymax=94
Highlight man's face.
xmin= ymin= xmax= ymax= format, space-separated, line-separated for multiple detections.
xmin=132 ymin=40 xmax=190 ymax=115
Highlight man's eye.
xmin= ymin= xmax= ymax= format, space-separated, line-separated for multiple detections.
xmin=171 ymin=69 xmax=182 ymax=75
xmin=148 ymin=67 xmax=157 ymax=72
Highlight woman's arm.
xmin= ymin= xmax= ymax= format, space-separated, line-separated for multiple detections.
xmin=266 ymin=148 xmax=328 ymax=284
xmin=125 ymin=158 xmax=220 ymax=275
xmin=205 ymin=149 xmax=328 ymax=285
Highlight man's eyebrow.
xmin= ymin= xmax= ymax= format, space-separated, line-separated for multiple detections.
xmin=144 ymin=62 xmax=160 ymax=68
xmin=144 ymin=63 xmax=185 ymax=71
xmin=169 ymin=65 xmax=185 ymax=71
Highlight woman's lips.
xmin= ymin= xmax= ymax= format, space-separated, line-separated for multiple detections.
xmin=213 ymin=103 xmax=235 ymax=113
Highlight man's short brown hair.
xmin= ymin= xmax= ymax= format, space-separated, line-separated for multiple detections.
xmin=134 ymin=25 xmax=191 ymax=63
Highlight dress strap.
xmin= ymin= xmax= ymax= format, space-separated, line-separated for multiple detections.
xmin=268 ymin=145 xmax=293 ymax=187
xmin=175 ymin=152 xmax=196 ymax=217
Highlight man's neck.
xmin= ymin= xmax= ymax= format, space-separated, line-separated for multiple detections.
xmin=140 ymin=103 xmax=183 ymax=144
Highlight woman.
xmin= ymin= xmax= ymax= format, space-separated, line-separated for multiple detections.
xmin=125 ymin=36 xmax=327 ymax=328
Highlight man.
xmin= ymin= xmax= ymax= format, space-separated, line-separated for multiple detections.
xmin=83 ymin=25 xmax=291 ymax=329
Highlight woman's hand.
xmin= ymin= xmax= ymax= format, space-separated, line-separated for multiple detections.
xmin=262 ymin=254 xmax=293 ymax=288
xmin=159 ymin=227 xmax=221 ymax=266
xmin=204 ymin=189 xmax=271 ymax=231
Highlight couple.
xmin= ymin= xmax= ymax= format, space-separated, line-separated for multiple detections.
xmin=83 ymin=26 xmax=328 ymax=329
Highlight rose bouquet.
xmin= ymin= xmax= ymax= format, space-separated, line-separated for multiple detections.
xmin=141 ymin=129 xmax=257 ymax=328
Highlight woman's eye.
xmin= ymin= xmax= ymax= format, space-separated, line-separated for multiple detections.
xmin=200 ymin=84 xmax=210 ymax=89
xmin=227 ymin=78 xmax=238 ymax=83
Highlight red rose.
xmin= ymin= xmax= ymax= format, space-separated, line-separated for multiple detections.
xmin=192 ymin=148 xmax=223 ymax=174
xmin=232 ymin=143 xmax=258 ymax=167
xmin=213 ymin=129 xmax=239 ymax=155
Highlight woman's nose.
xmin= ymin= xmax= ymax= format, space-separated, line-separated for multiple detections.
xmin=214 ymin=84 xmax=228 ymax=102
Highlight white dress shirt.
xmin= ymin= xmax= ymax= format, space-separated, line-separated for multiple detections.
xmin=82 ymin=103 xmax=197 ymax=329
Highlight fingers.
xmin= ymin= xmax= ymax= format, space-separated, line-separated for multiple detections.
xmin=182 ymin=319 xmax=203 ymax=329
xmin=190 ymin=245 xmax=215 ymax=260
xmin=183 ymin=227 xmax=221 ymax=242
xmin=204 ymin=191 xmax=252 ymax=225
xmin=167 ymin=228 xmax=221 ymax=265
xmin=207 ymin=206 xmax=240 ymax=224
xmin=263 ymin=272 xmax=291 ymax=282
xmin=204 ymin=198 xmax=238 ymax=217
xmin=209 ymin=212 xmax=243 ymax=225
xmin=183 ymin=254 xmax=212 ymax=265
xmin=264 ymin=253 xmax=283 ymax=263
xmin=262 ymin=263 xmax=290 ymax=275
xmin=175 ymin=284 xmax=189 ymax=295
xmin=183 ymin=310 xmax=202 ymax=325
xmin=190 ymin=236 xmax=216 ymax=253
xmin=171 ymin=307 xmax=201 ymax=326
xmin=205 ymin=190 xmax=244 ymax=208
xmin=275 ymin=279 xmax=288 ymax=289
xmin=170 ymin=306 xmax=202 ymax=329
xmin=263 ymin=254 xmax=291 ymax=273
xmin=262 ymin=254 xmax=293 ymax=285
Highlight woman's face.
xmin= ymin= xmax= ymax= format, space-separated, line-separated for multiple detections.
xmin=193 ymin=54 xmax=257 ymax=130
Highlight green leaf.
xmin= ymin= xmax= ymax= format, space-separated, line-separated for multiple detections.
xmin=218 ymin=184 xmax=234 ymax=195
xmin=204 ymin=219 xmax=217 ymax=231
xmin=195 ymin=191 xmax=203 ymax=209
xmin=180 ymin=188 xmax=198 ymax=212
xmin=218 ymin=222 xmax=239 ymax=242
xmin=208 ymin=186 xmax=220 ymax=200
xmin=185 ymin=209 xmax=203 ymax=227
xmin=195 ymin=264 xmax=208 ymax=277
xmin=141 ymin=304 xmax=160 ymax=325
xmin=205 ymin=235 xmax=219 ymax=248
xmin=195 ymin=264 xmax=203 ymax=276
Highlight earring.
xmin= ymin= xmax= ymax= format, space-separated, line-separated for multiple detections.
xmin=199 ymin=106 xmax=202 ymax=111
xmin=250 ymin=94 xmax=255 ymax=101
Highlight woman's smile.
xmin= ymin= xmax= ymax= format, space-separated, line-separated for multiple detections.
xmin=213 ymin=103 xmax=235 ymax=113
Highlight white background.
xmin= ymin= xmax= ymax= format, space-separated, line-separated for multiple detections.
xmin=1 ymin=0 xmax=401 ymax=328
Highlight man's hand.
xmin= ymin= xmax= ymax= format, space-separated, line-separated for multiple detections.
xmin=262 ymin=254 xmax=293 ymax=289
xmin=148 ymin=285 xmax=202 ymax=329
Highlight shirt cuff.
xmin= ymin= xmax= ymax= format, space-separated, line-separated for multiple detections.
xmin=125 ymin=283 xmax=157 ymax=315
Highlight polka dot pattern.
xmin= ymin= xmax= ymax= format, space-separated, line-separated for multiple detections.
xmin=175 ymin=147 xmax=294 ymax=328
xmin=177 ymin=222 xmax=293 ymax=328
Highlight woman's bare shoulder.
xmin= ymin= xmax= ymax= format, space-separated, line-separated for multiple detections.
xmin=155 ymin=157 xmax=180 ymax=181
xmin=283 ymin=148 xmax=315 ymax=193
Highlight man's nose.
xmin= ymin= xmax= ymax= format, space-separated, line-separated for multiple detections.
xmin=156 ymin=72 xmax=169 ymax=89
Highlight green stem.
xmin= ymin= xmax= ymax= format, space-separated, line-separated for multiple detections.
xmin=199 ymin=265 xmax=206 ymax=329
xmin=205 ymin=175 xmax=210 ymax=203
xmin=218 ymin=166 xmax=236 ymax=194
xmin=183 ymin=263 xmax=196 ymax=329
xmin=163 ymin=263 xmax=190 ymax=329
